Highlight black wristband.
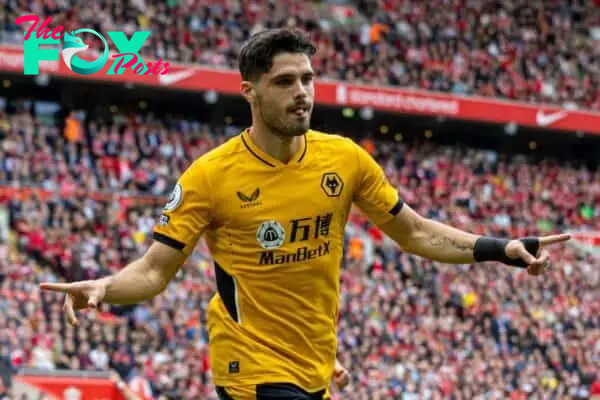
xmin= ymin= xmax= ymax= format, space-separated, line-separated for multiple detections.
xmin=473 ymin=237 xmax=540 ymax=268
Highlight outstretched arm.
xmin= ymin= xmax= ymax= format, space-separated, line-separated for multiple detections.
xmin=101 ymin=241 xmax=187 ymax=304
xmin=379 ymin=205 xmax=478 ymax=264
xmin=344 ymin=137 xmax=571 ymax=273
xmin=349 ymin=139 xmax=569 ymax=273
xmin=41 ymin=242 xmax=188 ymax=325
xmin=41 ymin=161 xmax=214 ymax=325
xmin=378 ymin=204 xmax=570 ymax=273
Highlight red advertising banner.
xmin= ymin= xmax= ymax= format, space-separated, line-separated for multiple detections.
xmin=13 ymin=374 xmax=125 ymax=400
xmin=2 ymin=44 xmax=600 ymax=134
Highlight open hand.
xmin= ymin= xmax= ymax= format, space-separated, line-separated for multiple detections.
xmin=505 ymin=234 xmax=571 ymax=275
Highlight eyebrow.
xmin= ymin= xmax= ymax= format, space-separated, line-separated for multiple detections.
xmin=270 ymin=71 xmax=314 ymax=81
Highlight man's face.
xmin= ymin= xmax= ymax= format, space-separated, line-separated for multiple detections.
xmin=250 ymin=52 xmax=315 ymax=137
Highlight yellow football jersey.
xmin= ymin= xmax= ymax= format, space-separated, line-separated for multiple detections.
xmin=153 ymin=129 xmax=402 ymax=393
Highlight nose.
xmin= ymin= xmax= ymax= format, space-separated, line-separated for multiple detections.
xmin=293 ymin=79 xmax=308 ymax=100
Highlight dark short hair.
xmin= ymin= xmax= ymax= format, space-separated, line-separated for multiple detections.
xmin=238 ymin=28 xmax=316 ymax=81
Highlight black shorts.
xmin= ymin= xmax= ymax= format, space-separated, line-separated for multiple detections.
xmin=216 ymin=383 xmax=328 ymax=400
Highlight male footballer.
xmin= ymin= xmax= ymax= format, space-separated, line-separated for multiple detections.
xmin=41 ymin=29 xmax=570 ymax=400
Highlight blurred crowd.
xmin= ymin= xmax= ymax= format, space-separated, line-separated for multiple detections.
xmin=2 ymin=0 xmax=600 ymax=109
xmin=0 ymin=107 xmax=225 ymax=197
xmin=0 ymin=102 xmax=599 ymax=399
xmin=0 ymin=0 xmax=599 ymax=398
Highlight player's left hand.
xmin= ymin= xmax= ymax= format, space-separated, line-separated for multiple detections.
xmin=333 ymin=359 xmax=350 ymax=390
xmin=505 ymin=234 xmax=571 ymax=276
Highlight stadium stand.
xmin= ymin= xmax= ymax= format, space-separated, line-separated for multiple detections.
xmin=0 ymin=0 xmax=599 ymax=399
xmin=2 ymin=0 xmax=600 ymax=108
xmin=0 ymin=99 xmax=599 ymax=399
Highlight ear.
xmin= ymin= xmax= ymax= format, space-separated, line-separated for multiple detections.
xmin=240 ymin=80 xmax=255 ymax=104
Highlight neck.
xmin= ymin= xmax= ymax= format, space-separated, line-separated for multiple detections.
xmin=248 ymin=123 xmax=304 ymax=164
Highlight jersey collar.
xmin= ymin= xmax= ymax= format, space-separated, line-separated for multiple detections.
xmin=241 ymin=128 xmax=308 ymax=168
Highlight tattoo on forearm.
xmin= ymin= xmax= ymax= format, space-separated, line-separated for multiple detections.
xmin=428 ymin=236 xmax=473 ymax=252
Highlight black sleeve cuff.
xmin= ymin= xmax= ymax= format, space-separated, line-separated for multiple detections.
xmin=389 ymin=200 xmax=404 ymax=216
xmin=153 ymin=232 xmax=186 ymax=251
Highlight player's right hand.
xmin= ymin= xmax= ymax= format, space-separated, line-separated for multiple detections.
xmin=40 ymin=279 xmax=107 ymax=326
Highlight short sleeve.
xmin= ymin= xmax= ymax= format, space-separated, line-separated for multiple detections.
xmin=153 ymin=162 xmax=213 ymax=255
xmin=352 ymin=142 xmax=403 ymax=225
